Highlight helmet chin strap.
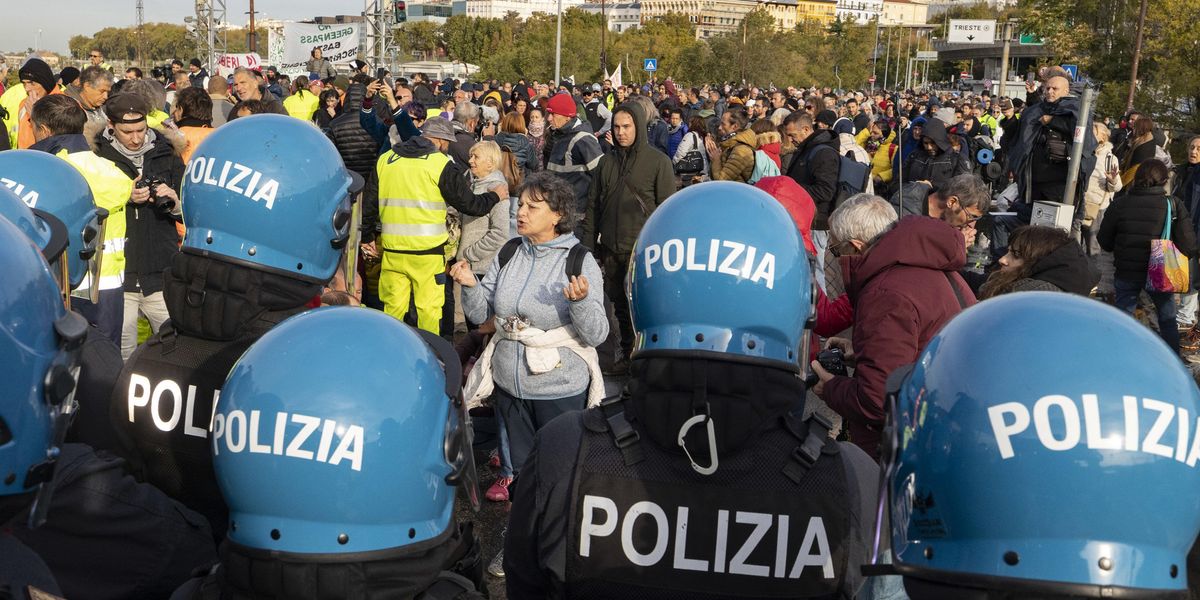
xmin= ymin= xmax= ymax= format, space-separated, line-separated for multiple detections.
xmin=677 ymin=359 xmax=719 ymax=476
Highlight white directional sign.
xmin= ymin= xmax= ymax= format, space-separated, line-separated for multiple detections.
xmin=947 ymin=19 xmax=996 ymax=44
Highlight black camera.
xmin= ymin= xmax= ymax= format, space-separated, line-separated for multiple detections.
xmin=136 ymin=177 xmax=175 ymax=212
xmin=805 ymin=347 xmax=849 ymax=387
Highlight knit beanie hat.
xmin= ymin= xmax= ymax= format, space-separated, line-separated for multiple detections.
xmin=19 ymin=58 xmax=55 ymax=94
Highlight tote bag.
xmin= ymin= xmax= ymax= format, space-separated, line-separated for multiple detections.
xmin=1145 ymin=195 xmax=1190 ymax=293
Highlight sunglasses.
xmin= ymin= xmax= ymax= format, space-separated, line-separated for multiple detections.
xmin=90 ymin=54 xmax=101 ymax=58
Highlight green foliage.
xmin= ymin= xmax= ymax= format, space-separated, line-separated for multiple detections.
xmin=66 ymin=23 xmax=267 ymax=64
xmin=1021 ymin=0 xmax=1199 ymax=130
xmin=438 ymin=8 xmax=877 ymax=88
xmin=395 ymin=21 xmax=442 ymax=59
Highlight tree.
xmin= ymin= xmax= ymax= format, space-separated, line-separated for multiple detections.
xmin=396 ymin=21 xmax=442 ymax=60
xmin=1022 ymin=0 xmax=1199 ymax=131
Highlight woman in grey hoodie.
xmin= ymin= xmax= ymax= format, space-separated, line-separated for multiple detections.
xmin=452 ymin=172 xmax=608 ymax=484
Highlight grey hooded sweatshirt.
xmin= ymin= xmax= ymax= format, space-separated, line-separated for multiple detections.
xmin=462 ymin=232 xmax=608 ymax=400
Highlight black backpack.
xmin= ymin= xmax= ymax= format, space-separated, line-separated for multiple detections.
xmin=807 ymin=144 xmax=871 ymax=208
xmin=496 ymin=238 xmax=589 ymax=278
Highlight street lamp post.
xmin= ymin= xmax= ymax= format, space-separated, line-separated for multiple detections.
xmin=554 ymin=0 xmax=563 ymax=85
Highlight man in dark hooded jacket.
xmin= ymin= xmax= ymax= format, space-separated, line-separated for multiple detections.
xmin=783 ymin=112 xmax=841 ymax=230
xmin=326 ymin=82 xmax=378 ymax=181
xmin=903 ymin=117 xmax=971 ymax=191
xmin=581 ymin=102 xmax=675 ymax=373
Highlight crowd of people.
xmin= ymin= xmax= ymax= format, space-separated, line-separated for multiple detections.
xmin=2 ymin=43 xmax=1200 ymax=600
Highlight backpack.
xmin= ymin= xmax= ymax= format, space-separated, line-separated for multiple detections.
xmin=496 ymin=238 xmax=589 ymax=278
xmin=807 ymin=144 xmax=871 ymax=208
xmin=498 ymin=144 xmax=524 ymax=190
xmin=748 ymin=149 xmax=781 ymax=184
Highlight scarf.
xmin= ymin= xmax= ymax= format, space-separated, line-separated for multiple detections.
xmin=527 ymin=120 xmax=545 ymax=137
xmin=102 ymin=126 xmax=157 ymax=171
xmin=470 ymin=169 xmax=506 ymax=195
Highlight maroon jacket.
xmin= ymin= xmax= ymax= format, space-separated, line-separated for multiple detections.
xmin=821 ymin=216 xmax=975 ymax=460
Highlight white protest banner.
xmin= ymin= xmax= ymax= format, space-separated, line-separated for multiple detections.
xmin=278 ymin=22 xmax=360 ymax=76
xmin=215 ymin=53 xmax=263 ymax=78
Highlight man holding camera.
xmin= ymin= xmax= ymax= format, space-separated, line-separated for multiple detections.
xmin=92 ymin=93 xmax=186 ymax=359
xmin=810 ymin=194 xmax=975 ymax=461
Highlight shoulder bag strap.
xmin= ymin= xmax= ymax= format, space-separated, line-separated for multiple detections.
xmin=1162 ymin=195 xmax=1174 ymax=240
xmin=944 ymin=271 xmax=968 ymax=310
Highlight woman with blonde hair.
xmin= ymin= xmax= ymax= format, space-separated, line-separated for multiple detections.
xmin=1082 ymin=121 xmax=1122 ymax=295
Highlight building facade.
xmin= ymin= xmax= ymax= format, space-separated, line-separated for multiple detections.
xmin=926 ymin=0 xmax=1015 ymax=16
xmin=579 ymin=2 xmax=644 ymax=32
xmin=639 ymin=0 xmax=758 ymax=39
xmin=758 ymin=0 xmax=798 ymax=30
xmin=880 ymin=0 xmax=928 ymax=25
xmin=456 ymin=0 xmax=587 ymax=19
xmin=835 ymin=0 xmax=882 ymax=22
xmin=796 ymin=0 xmax=837 ymax=25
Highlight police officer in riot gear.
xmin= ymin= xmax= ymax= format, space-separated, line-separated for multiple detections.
xmin=0 ymin=149 xmax=123 ymax=452
xmin=505 ymin=181 xmax=880 ymax=599
xmin=171 ymin=307 xmax=486 ymax=600
xmin=872 ymin=292 xmax=1200 ymax=600
xmin=0 ymin=215 xmax=217 ymax=600
xmin=111 ymin=114 xmax=363 ymax=541
xmin=0 ymin=216 xmax=82 ymax=598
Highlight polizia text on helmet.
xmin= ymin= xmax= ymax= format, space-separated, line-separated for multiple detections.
xmin=989 ymin=394 xmax=1200 ymax=466
xmin=643 ymin=238 xmax=777 ymax=289
xmin=186 ymin=156 xmax=280 ymax=210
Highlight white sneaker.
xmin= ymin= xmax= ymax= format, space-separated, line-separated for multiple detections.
xmin=488 ymin=549 xmax=505 ymax=578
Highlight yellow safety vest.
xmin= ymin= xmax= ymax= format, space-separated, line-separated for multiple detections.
xmin=57 ymin=149 xmax=133 ymax=292
xmin=147 ymin=110 xmax=170 ymax=130
xmin=1 ymin=85 xmax=27 ymax=149
xmin=376 ymin=150 xmax=451 ymax=252
xmin=283 ymin=90 xmax=320 ymax=121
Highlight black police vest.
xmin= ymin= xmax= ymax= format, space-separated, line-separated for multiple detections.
xmin=584 ymin=102 xmax=606 ymax=135
xmin=111 ymin=324 xmax=271 ymax=540
xmin=564 ymin=403 xmax=850 ymax=600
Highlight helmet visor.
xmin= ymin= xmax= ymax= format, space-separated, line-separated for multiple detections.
xmin=80 ymin=209 xmax=106 ymax=302
xmin=415 ymin=327 xmax=481 ymax=512
xmin=27 ymin=311 xmax=88 ymax=528
xmin=870 ymin=363 xmax=916 ymax=567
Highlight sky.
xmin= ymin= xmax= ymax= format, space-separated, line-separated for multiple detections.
xmin=0 ymin=0 xmax=352 ymax=54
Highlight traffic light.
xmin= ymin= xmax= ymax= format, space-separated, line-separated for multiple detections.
xmin=394 ymin=0 xmax=407 ymax=23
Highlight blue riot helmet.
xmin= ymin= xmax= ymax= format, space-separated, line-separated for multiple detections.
xmin=0 ymin=217 xmax=88 ymax=528
xmin=181 ymin=114 xmax=364 ymax=283
xmin=874 ymin=293 xmax=1200 ymax=598
xmin=0 ymin=149 xmax=107 ymax=291
xmin=0 ymin=183 xmax=67 ymax=267
xmin=629 ymin=181 xmax=813 ymax=370
xmin=212 ymin=307 xmax=478 ymax=554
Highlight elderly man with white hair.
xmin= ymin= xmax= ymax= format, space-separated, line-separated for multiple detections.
xmin=812 ymin=194 xmax=976 ymax=462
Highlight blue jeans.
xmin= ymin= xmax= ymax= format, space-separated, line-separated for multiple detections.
xmin=494 ymin=405 xmax=514 ymax=478
xmin=1114 ymin=278 xmax=1180 ymax=354
xmin=493 ymin=385 xmax=587 ymax=476
xmin=73 ymin=287 xmax=124 ymax=347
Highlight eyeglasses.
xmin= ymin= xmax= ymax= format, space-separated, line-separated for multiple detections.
xmin=957 ymin=209 xmax=984 ymax=229
xmin=829 ymin=239 xmax=858 ymax=258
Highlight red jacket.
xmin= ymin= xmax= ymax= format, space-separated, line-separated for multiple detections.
xmin=821 ymin=217 xmax=975 ymax=460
